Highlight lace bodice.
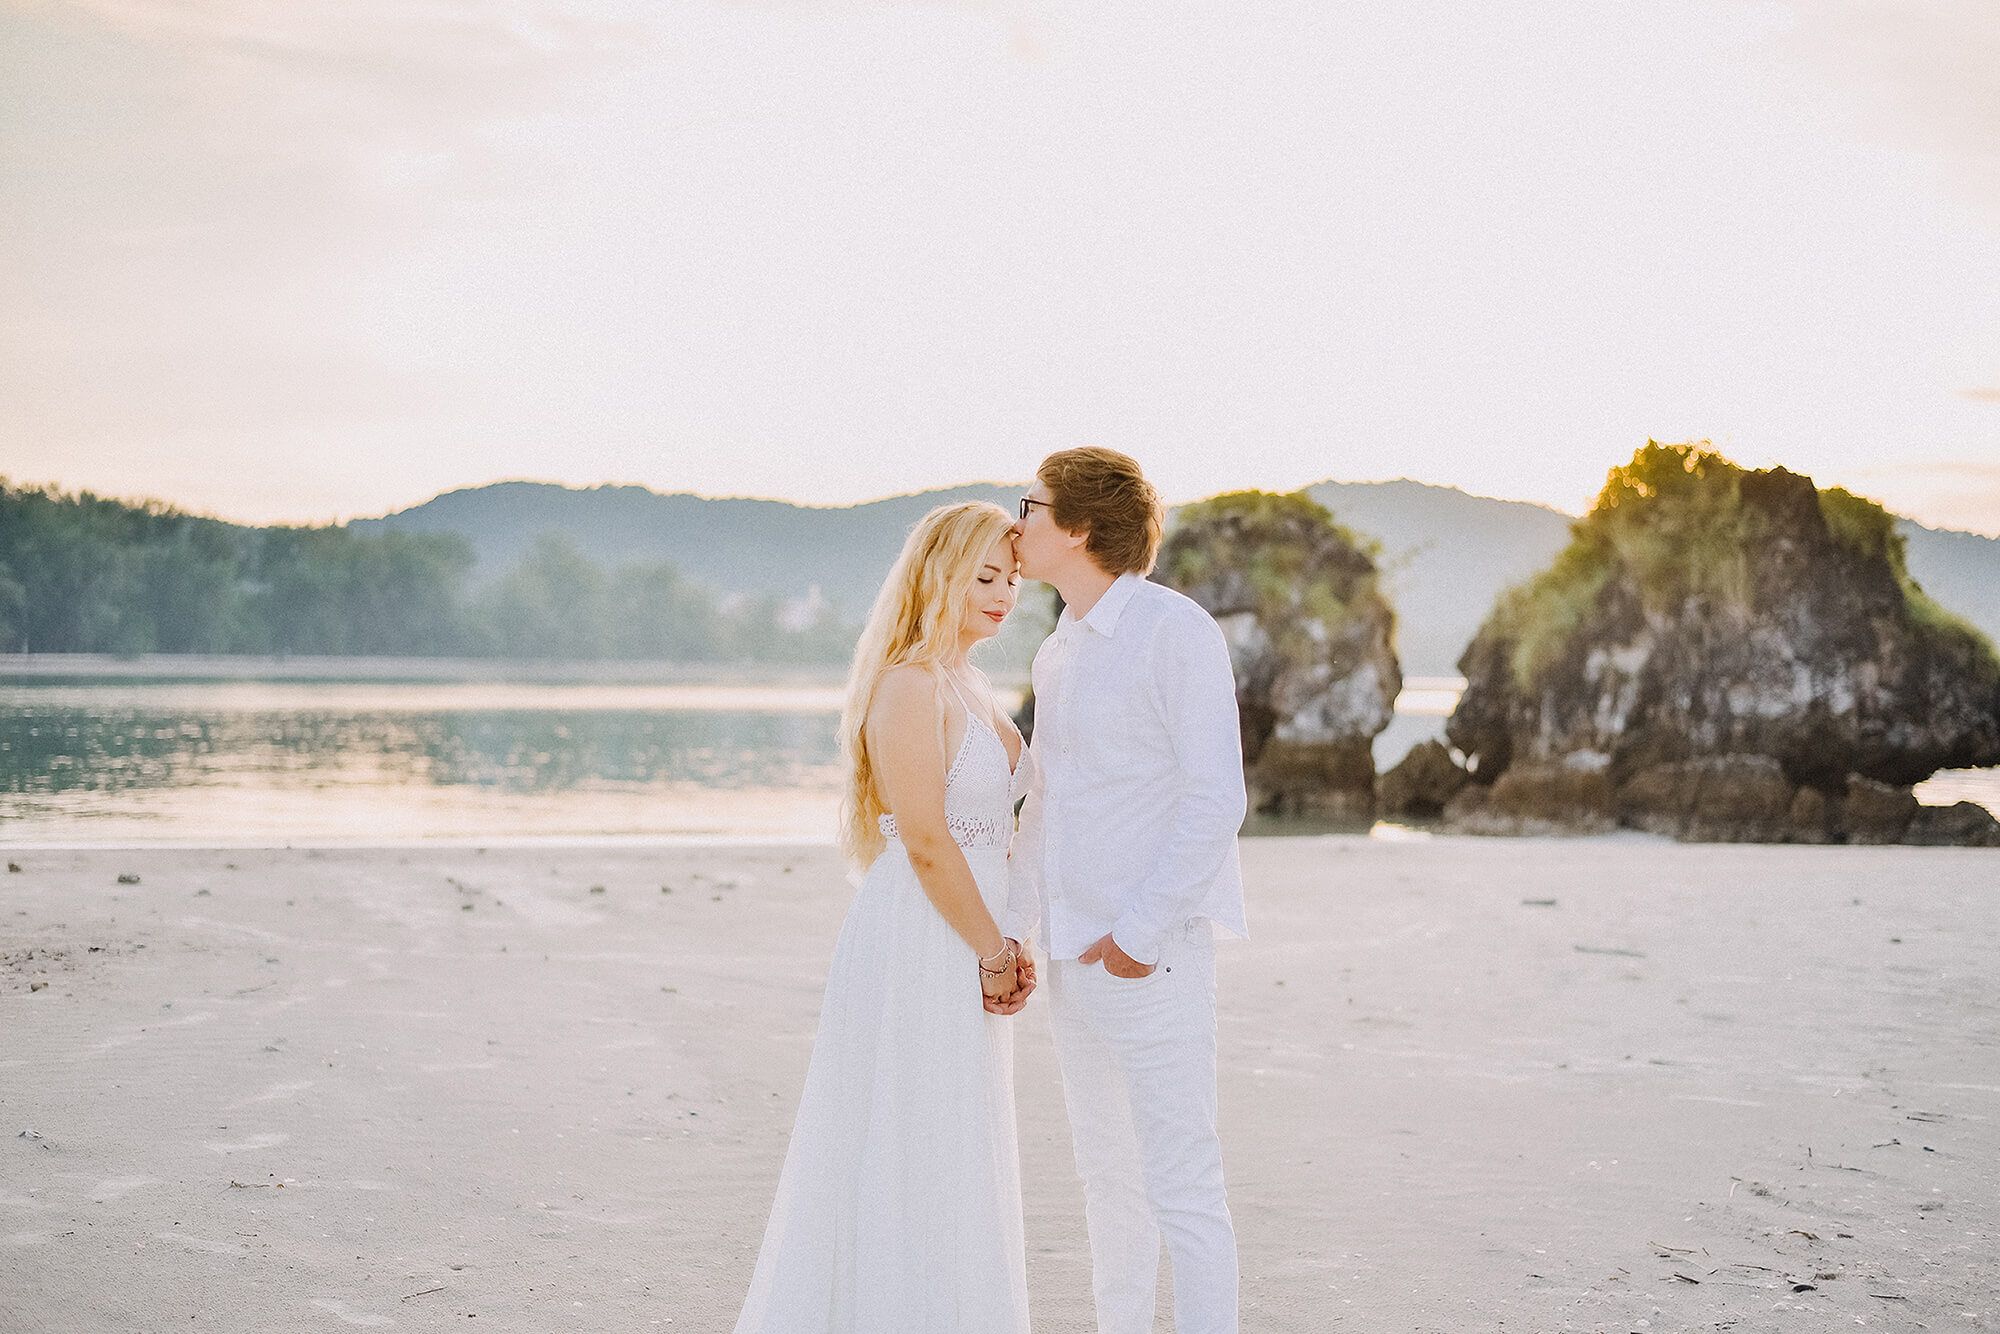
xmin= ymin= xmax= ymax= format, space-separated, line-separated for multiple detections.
xmin=878 ymin=681 xmax=1018 ymax=851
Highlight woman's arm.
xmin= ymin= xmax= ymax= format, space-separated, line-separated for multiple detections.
xmin=868 ymin=667 xmax=1017 ymax=996
xmin=1002 ymin=737 xmax=1042 ymax=950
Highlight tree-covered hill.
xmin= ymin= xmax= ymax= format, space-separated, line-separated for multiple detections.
xmin=5 ymin=472 xmax=1994 ymax=675
xmin=0 ymin=483 xmax=849 ymax=662
xmin=352 ymin=476 xmax=1586 ymax=674
xmin=349 ymin=481 xmax=1023 ymax=623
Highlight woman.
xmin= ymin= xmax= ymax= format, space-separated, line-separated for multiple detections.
xmin=733 ymin=500 xmax=1036 ymax=1334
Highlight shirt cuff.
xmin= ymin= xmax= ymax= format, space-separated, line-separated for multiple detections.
xmin=1110 ymin=915 xmax=1164 ymax=969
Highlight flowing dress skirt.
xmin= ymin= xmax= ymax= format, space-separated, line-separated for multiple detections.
xmin=733 ymin=842 xmax=1030 ymax=1334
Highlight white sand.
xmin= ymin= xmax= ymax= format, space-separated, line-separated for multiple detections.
xmin=3 ymin=837 xmax=1996 ymax=1332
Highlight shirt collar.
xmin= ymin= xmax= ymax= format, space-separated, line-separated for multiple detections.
xmin=1065 ymin=571 xmax=1144 ymax=639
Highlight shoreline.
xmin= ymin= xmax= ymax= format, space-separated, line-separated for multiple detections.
xmin=4 ymin=811 xmax=1993 ymax=853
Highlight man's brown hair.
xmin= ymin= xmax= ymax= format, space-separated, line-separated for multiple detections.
xmin=1037 ymin=447 xmax=1165 ymax=576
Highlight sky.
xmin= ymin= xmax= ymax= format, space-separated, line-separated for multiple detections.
xmin=3 ymin=0 xmax=1999 ymax=533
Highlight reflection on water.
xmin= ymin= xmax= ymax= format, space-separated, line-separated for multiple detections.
xmin=0 ymin=682 xmax=846 ymax=843
xmin=1 ymin=677 xmax=1993 ymax=845
xmin=2 ymin=705 xmax=839 ymax=796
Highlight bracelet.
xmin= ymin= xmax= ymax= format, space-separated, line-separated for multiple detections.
xmin=977 ymin=942 xmax=1015 ymax=975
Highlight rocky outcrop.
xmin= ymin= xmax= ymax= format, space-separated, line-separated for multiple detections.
xmin=1904 ymin=802 xmax=2000 ymax=848
xmin=1156 ymin=491 xmax=1401 ymax=817
xmin=1614 ymin=755 xmax=1798 ymax=842
xmin=1445 ymin=443 xmax=2000 ymax=844
xmin=1842 ymin=776 xmax=1921 ymax=845
xmin=1377 ymin=740 xmax=1471 ymax=819
xmin=1441 ymin=762 xmax=1618 ymax=836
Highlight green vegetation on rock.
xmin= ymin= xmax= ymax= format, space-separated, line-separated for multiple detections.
xmin=1818 ymin=485 xmax=1990 ymax=649
xmin=1160 ymin=490 xmax=1385 ymax=667
xmin=1485 ymin=442 xmax=1998 ymax=690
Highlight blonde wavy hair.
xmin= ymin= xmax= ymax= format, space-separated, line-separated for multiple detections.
xmin=838 ymin=500 xmax=1018 ymax=868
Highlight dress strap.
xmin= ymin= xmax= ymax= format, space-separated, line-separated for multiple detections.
xmin=941 ymin=671 xmax=1003 ymax=741
xmin=939 ymin=670 xmax=973 ymax=714
xmin=941 ymin=670 xmax=990 ymax=733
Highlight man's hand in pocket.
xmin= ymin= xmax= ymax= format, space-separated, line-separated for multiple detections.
xmin=1078 ymin=933 xmax=1155 ymax=979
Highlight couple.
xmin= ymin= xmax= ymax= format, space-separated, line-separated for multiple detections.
xmin=733 ymin=448 xmax=1249 ymax=1334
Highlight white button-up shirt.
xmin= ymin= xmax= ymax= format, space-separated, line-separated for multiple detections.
xmin=1004 ymin=573 xmax=1248 ymax=965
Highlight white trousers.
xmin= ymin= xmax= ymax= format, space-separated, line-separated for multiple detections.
xmin=1048 ymin=924 xmax=1238 ymax=1334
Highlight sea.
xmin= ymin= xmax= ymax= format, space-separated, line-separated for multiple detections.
xmin=1 ymin=659 xmax=1993 ymax=846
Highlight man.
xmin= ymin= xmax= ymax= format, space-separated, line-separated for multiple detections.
xmin=1006 ymin=447 xmax=1248 ymax=1334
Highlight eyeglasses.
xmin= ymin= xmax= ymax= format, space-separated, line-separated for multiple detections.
xmin=1018 ymin=497 xmax=1053 ymax=522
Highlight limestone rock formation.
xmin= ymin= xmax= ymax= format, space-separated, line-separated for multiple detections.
xmin=1841 ymin=776 xmax=1921 ymax=845
xmin=1445 ymin=443 xmax=2000 ymax=844
xmin=1613 ymin=755 xmax=1797 ymax=842
xmin=1377 ymin=740 xmax=1471 ymax=819
xmin=1155 ymin=491 xmax=1401 ymax=816
xmin=1441 ymin=762 xmax=1616 ymax=836
xmin=1904 ymin=802 xmax=2000 ymax=848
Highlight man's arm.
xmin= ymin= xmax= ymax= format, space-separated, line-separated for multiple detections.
xmin=1108 ymin=612 xmax=1246 ymax=967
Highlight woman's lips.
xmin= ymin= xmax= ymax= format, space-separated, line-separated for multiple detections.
xmin=985 ymin=609 xmax=1006 ymax=623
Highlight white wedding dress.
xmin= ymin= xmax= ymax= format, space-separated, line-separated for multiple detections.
xmin=733 ymin=684 xmax=1031 ymax=1334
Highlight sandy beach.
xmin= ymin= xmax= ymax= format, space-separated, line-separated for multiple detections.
xmin=4 ymin=836 xmax=1996 ymax=1332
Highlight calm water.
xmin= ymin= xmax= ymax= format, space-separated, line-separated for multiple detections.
xmin=0 ymin=682 xmax=848 ymax=843
xmin=0 ymin=677 xmax=1992 ymax=845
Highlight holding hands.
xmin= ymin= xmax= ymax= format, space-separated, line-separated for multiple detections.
xmin=980 ymin=938 xmax=1036 ymax=1015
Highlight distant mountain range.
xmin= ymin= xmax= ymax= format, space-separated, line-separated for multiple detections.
xmin=353 ymin=479 xmax=2000 ymax=678
xmin=352 ymin=480 xmax=1023 ymax=621
xmin=1302 ymin=481 xmax=1574 ymax=678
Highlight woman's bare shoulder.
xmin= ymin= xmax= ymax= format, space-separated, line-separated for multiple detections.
xmin=868 ymin=665 xmax=941 ymax=724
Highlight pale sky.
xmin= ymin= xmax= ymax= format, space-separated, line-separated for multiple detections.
xmin=3 ymin=0 xmax=1999 ymax=533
